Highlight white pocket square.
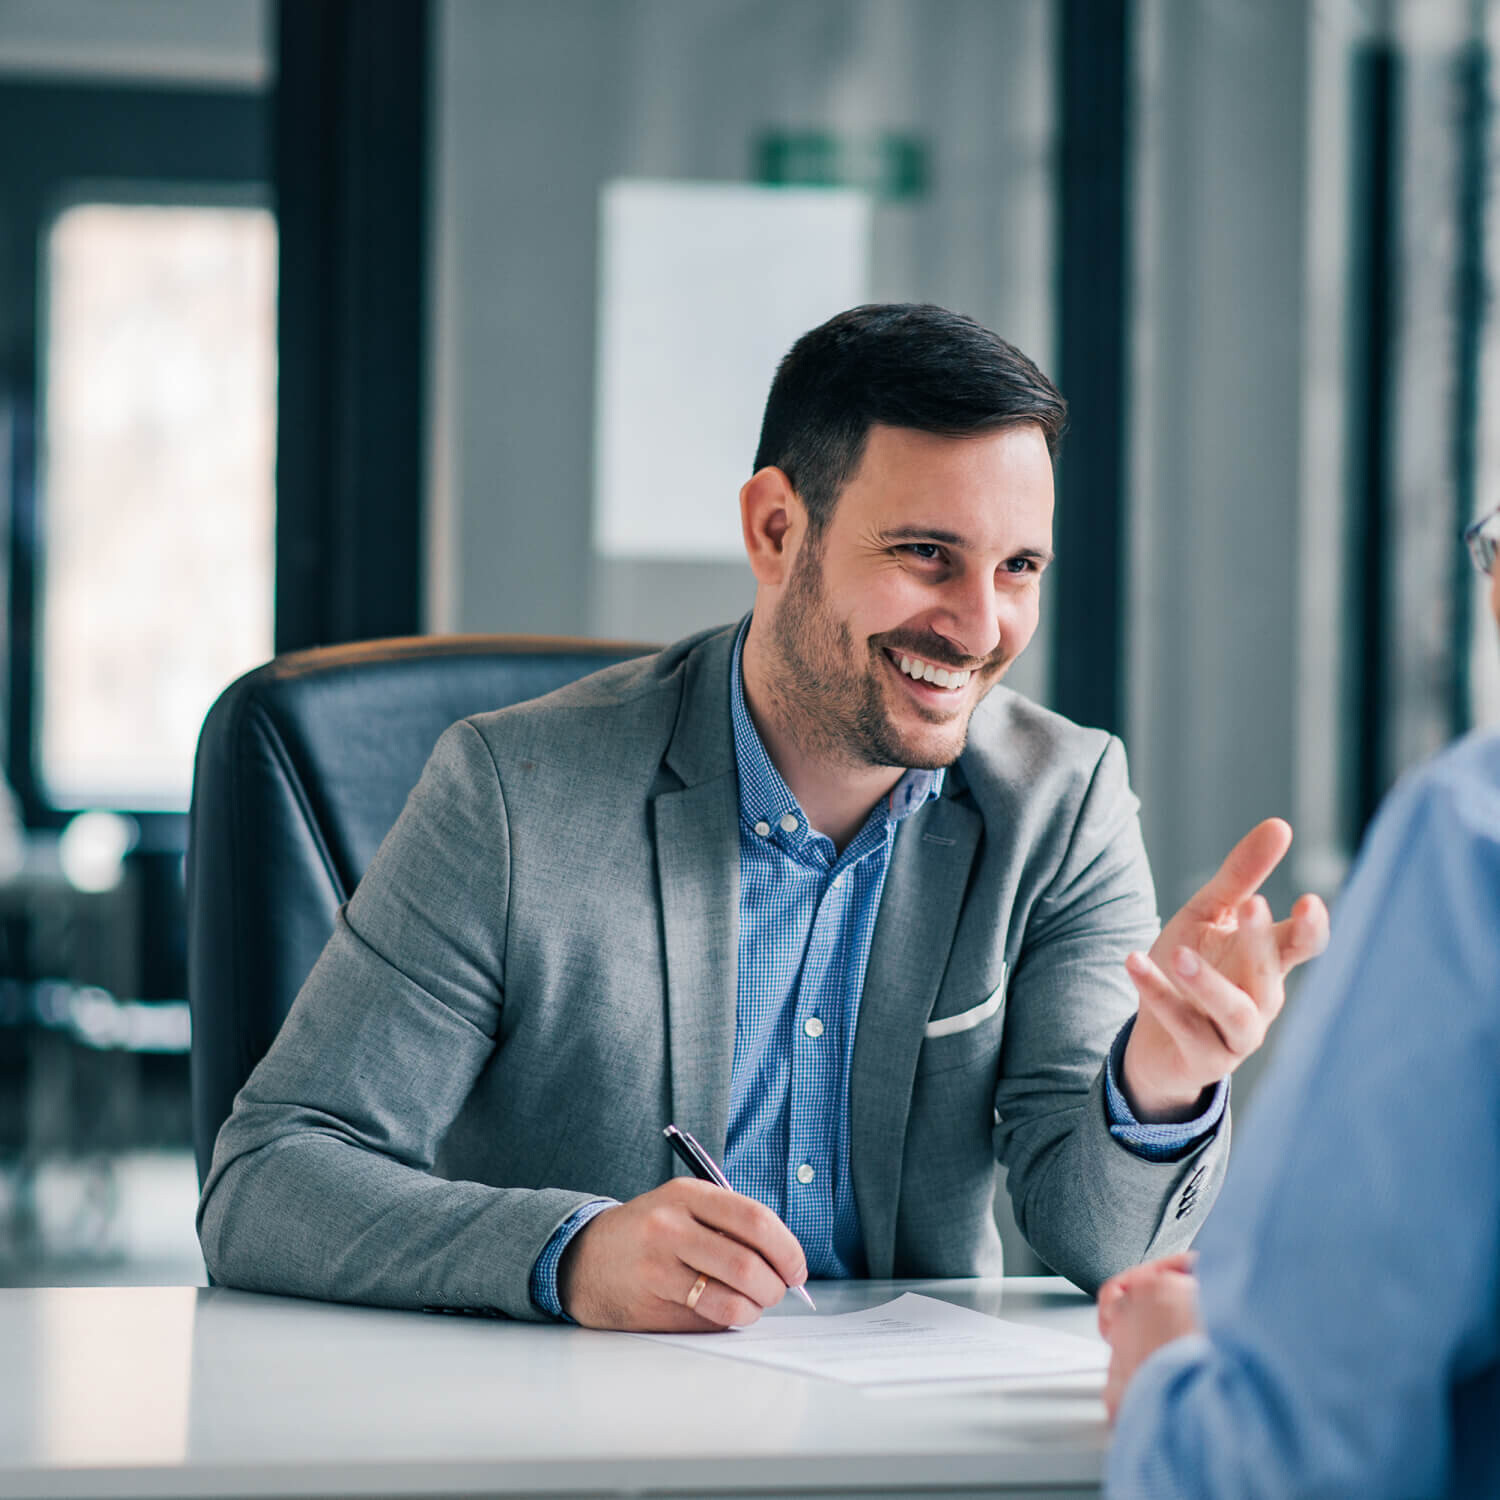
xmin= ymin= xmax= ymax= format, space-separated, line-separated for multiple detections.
xmin=923 ymin=969 xmax=1007 ymax=1039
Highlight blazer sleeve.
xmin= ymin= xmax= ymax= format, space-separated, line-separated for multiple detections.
xmin=197 ymin=719 xmax=598 ymax=1320
xmin=992 ymin=736 xmax=1230 ymax=1293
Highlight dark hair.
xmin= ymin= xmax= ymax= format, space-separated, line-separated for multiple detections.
xmin=752 ymin=303 xmax=1067 ymax=531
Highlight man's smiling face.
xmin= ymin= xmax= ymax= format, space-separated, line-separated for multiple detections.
xmin=765 ymin=421 xmax=1055 ymax=771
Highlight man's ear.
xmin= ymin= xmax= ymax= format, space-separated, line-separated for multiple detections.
xmin=740 ymin=467 xmax=806 ymax=587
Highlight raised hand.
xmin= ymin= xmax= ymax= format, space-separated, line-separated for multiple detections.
xmin=557 ymin=1177 xmax=810 ymax=1331
xmin=1121 ymin=818 xmax=1329 ymax=1121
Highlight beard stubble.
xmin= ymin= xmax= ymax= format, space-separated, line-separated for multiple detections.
xmin=764 ymin=538 xmax=989 ymax=773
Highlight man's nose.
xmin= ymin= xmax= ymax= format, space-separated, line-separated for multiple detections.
xmin=930 ymin=574 xmax=1004 ymax=663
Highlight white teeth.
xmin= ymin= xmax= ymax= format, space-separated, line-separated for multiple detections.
xmin=893 ymin=652 xmax=971 ymax=690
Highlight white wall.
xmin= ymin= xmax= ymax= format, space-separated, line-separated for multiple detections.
xmin=1130 ymin=0 xmax=1318 ymax=934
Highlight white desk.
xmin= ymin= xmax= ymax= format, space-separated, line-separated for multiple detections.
xmin=0 ymin=1277 xmax=1108 ymax=1499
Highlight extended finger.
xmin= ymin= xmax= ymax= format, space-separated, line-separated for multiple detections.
xmin=1272 ymin=891 xmax=1330 ymax=972
xmin=1189 ymin=818 xmax=1292 ymax=919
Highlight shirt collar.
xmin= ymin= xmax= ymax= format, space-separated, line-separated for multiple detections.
xmin=729 ymin=618 xmax=944 ymax=842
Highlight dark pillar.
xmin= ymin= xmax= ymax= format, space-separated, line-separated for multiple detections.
xmin=1052 ymin=0 xmax=1131 ymax=737
xmin=1344 ymin=44 xmax=1399 ymax=839
xmin=1451 ymin=38 xmax=1488 ymax=735
xmin=274 ymin=0 xmax=430 ymax=652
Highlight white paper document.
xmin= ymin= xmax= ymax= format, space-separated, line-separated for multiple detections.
xmin=635 ymin=1293 xmax=1108 ymax=1389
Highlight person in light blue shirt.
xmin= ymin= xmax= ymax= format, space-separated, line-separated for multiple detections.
xmin=1099 ymin=505 xmax=1500 ymax=1499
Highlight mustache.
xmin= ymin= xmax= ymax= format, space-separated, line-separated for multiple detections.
xmin=873 ymin=632 xmax=1003 ymax=673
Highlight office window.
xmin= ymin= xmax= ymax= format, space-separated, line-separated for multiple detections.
xmin=40 ymin=201 xmax=277 ymax=809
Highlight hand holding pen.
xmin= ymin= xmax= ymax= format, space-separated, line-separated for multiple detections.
xmin=664 ymin=1125 xmax=816 ymax=1310
xmin=554 ymin=1128 xmax=815 ymax=1330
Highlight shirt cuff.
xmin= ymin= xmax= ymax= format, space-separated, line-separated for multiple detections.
xmin=528 ymin=1199 xmax=619 ymax=1319
xmin=1105 ymin=1017 xmax=1227 ymax=1162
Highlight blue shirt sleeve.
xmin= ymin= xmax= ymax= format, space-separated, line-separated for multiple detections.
xmin=528 ymin=1199 xmax=619 ymax=1319
xmin=1103 ymin=1016 xmax=1227 ymax=1161
xmin=1107 ymin=736 xmax=1500 ymax=1500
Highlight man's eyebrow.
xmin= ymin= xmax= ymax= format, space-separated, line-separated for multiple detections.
xmin=879 ymin=525 xmax=969 ymax=546
xmin=878 ymin=526 xmax=1055 ymax=565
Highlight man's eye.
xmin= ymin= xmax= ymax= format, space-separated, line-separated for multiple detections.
xmin=902 ymin=543 xmax=942 ymax=561
xmin=1004 ymin=556 xmax=1038 ymax=575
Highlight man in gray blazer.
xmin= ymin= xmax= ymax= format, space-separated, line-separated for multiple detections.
xmin=199 ymin=305 xmax=1328 ymax=1330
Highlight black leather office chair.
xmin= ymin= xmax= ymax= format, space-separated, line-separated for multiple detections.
xmin=185 ymin=634 xmax=653 ymax=1187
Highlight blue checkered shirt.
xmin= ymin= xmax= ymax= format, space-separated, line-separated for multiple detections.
xmin=719 ymin=625 xmax=943 ymax=1278
xmin=529 ymin=624 xmax=1223 ymax=1315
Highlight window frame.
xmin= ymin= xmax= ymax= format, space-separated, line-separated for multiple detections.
xmin=0 ymin=81 xmax=268 ymax=1003
xmin=0 ymin=81 xmax=269 ymax=835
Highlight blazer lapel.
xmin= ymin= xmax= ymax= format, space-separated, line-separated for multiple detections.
xmin=850 ymin=791 xmax=981 ymax=1276
xmin=652 ymin=625 xmax=741 ymax=1160
xmin=653 ymin=776 xmax=740 ymax=1160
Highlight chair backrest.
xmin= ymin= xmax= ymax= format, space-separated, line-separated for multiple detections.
xmin=185 ymin=634 xmax=653 ymax=1186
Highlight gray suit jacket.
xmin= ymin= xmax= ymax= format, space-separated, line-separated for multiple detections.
xmin=199 ymin=624 xmax=1228 ymax=1318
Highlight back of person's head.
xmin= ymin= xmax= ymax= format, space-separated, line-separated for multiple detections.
xmin=752 ymin=303 xmax=1067 ymax=533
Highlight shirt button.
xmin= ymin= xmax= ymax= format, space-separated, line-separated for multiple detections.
xmin=796 ymin=1163 xmax=815 ymax=1185
xmin=803 ymin=1016 xmax=824 ymax=1039
xmin=779 ymin=813 xmax=798 ymax=833
xmin=754 ymin=820 xmax=771 ymax=837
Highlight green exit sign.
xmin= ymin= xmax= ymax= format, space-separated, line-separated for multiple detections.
xmin=754 ymin=131 xmax=928 ymax=201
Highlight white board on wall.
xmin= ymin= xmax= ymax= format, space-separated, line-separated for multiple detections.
xmin=594 ymin=179 xmax=872 ymax=561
